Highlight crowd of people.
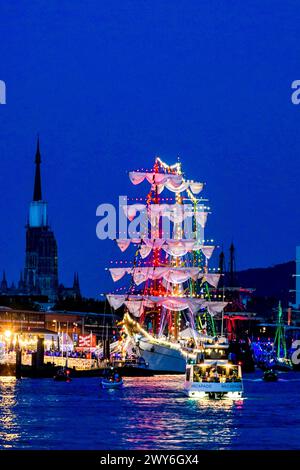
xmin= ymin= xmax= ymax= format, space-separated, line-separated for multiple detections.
xmin=193 ymin=366 xmax=241 ymax=383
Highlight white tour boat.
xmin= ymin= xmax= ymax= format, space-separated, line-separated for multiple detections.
xmin=184 ymin=350 xmax=243 ymax=399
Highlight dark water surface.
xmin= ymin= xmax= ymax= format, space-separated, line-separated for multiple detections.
xmin=0 ymin=371 xmax=299 ymax=450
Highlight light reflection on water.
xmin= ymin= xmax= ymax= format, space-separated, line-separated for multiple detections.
xmin=0 ymin=377 xmax=20 ymax=448
xmin=0 ymin=372 xmax=299 ymax=449
xmin=124 ymin=377 xmax=241 ymax=449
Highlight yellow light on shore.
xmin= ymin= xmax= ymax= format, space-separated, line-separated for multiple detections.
xmin=4 ymin=330 xmax=12 ymax=339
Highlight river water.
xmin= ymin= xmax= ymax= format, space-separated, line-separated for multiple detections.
xmin=0 ymin=371 xmax=299 ymax=450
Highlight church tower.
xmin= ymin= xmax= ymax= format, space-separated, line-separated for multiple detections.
xmin=24 ymin=138 xmax=59 ymax=301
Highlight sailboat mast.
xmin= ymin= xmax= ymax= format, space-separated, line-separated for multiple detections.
xmin=153 ymin=160 xmax=161 ymax=334
xmin=229 ymin=243 xmax=236 ymax=288
xmin=274 ymin=301 xmax=287 ymax=359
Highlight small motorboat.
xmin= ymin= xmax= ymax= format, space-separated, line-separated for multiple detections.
xmin=263 ymin=369 xmax=278 ymax=382
xmin=54 ymin=367 xmax=72 ymax=382
xmin=101 ymin=378 xmax=124 ymax=389
xmin=100 ymin=367 xmax=123 ymax=389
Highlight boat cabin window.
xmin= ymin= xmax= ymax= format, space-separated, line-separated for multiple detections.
xmin=193 ymin=365 xmax=241 ymax=383
xmin=186 ymin=368 xmax=191 ymax=381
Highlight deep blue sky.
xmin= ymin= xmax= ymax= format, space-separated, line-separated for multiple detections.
xmin=0 ymin=1 xmax=300 ymax=298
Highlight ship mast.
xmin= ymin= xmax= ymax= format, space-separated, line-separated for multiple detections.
xmin=273 ymin=301 xmax=287 ymax=359
xmin=106 ymin=157 xmax=227 ymax=343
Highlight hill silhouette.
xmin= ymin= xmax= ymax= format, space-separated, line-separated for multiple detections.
xmin=235 ymin=260 xmax=295 ymax=307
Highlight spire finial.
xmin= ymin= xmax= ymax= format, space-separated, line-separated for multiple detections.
xmin=35 ymin=134 xmax=41 ymax=164
xmin=33 ymin=135 xmax=42 ymax=201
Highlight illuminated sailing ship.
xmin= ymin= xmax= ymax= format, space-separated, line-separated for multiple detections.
xmin=106 ymin=157 xmax=228 ymax=373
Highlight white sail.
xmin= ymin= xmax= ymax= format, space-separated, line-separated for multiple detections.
xmin=109 ymin=266 xmax=203 ymax=285
xmin=202 ymin=274 xmax=221 ymax=288
xmin=107 ymin=294 xmax=208 ymax=316
xmin=115 ymin=238 xmax=215 ymax=260
xmin=129 ymin=171 xmax=203 ymax=194
xmin=202 ymin=301 xmax=228 ymax=315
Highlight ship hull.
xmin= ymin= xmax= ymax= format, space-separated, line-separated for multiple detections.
xmin=137 ymin=338 xmax=186 ymax=374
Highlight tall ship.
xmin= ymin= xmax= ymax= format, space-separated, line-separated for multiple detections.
xmin=106 ymin=157 xmax=228 ymax=373
xmin=252 ymin=302 xmax=293 ymax=371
